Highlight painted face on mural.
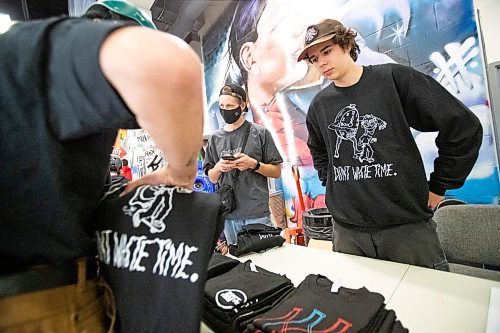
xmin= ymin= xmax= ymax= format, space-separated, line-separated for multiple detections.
xmin=248 ymin=0 xmax=371 ymax=91
xmin=204 ymin=0 xmax=495 ymax=212
xmin=250 ymin=0 xmax=311 ymax=91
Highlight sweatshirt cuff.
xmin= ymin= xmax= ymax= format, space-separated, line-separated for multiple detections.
xmin=428 ymin=181 xmax=446 ymax=196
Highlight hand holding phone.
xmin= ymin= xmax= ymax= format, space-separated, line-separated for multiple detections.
xmin=221 ymin=155 xmax=236 ymax=161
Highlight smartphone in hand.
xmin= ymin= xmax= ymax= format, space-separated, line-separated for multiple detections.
xmin=221 ymin=155 xmax=236 ymax=161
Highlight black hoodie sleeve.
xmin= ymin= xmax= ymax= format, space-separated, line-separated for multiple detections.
xmin=392 ymin=64 xmax=482 ymax=195
xmin=306 ymin=102 xmax=329 ymax=186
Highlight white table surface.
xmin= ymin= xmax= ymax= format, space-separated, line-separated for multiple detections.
xmin=387 ymin=265 xmax=500 ymax=333
xmin=201 ymin=244 xmax=408 ymax=333
xmin=236 ymin=244 xmax=409 ymax=300
xmin=201 ymin=244 xmax=500 ymax=333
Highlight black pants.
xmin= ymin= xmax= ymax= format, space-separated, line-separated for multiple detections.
xmin=332 ymin=219 xmax=449 ymax=271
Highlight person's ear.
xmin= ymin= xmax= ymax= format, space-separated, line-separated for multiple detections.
xmin=239 ymin=42 xmax=258 ymax=74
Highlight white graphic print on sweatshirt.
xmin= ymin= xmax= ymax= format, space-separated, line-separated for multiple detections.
xmin=328 ymin=104 xmax=396 ymax=182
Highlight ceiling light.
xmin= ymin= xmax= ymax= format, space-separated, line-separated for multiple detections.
xmin=0 ymin=14 xmax=13 ymax=34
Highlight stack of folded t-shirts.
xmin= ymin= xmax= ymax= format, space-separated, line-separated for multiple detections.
xmin=206 ymin=252 xmax=241 ymax=280
xmin=229 ymin=223 xmax=286 ymax=257
xmin=246 ymin=274 xmax=408 ymax=333
xmin=203 ymin=260 xmax=295 ymax=333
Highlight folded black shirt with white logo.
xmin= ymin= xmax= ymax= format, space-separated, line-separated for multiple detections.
xmin=229 ymin=223 xmax=285 ymax=257
xmin=203 ymin=261 xmax=294 ymax=332
xmin=248 ymin=274 xmax=408 ymax=332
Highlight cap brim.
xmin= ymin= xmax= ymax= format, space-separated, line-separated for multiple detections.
xmin=297 ymin=33 xmax=336 ymax=62
xmin=219 ymin=92 xmax=244 ymax=101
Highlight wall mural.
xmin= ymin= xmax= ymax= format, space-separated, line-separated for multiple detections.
xmin=112 ymin=129 xmax=167 ymax=180
xmin=202 ymin=0 xmax=500 ymax=225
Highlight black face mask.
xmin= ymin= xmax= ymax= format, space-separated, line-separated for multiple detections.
xmin=220 ymin=106 xmax=242 ymax=124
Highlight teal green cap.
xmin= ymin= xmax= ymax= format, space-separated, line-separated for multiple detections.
xmin=88 ymin=0 xmax=157 ymax=30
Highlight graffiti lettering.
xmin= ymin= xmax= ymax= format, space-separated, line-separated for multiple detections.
xmin=148 ymin=155 xmax=163 ymax=172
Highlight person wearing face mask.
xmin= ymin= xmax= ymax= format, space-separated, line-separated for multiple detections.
xmin=203 ymin=84 xmax=283 ymax=245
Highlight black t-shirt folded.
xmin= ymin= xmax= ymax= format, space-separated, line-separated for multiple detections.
xmin=248 ymin=274 xmax=408 ymax=333
xmin=362 ymin=308 xmax=392 ymax=333
xmin=206 ymin=252 xmax=241 ymax=280
xmin=378 ymin=310 xmax=396 ymax=333
xmin=240 ymin=223 xmax=283 ymax=235
xmin=234 ymin=284 xmax=295 ymax=330
xmin=204 ymin=284 xmax=294 ymax=333
xmin=204 ymin=261 xmax=293 ymax=306
xmin=229 ymin=223 xmax=286 ymax=257
xmin=203 ymin=261 xmax=294 ymax=332
xmin=391 ymin=320 xmax=409 ymax=333
xmin=205 ymin=283 xmax=295 ymax=324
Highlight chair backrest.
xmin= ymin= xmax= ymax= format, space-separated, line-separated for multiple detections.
xmin=434 ymin=205 xmax=500 ymax=280
xmin=435 ymin=198 xmax=466 ymax=210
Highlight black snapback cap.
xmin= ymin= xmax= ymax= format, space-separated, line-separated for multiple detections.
xmin=219 ymin=84 xmax=247 ymax=103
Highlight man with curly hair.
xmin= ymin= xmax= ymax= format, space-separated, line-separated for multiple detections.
xmin=299 ymin=19 xmax=482 ymax=269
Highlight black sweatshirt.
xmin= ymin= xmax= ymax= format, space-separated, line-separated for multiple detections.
xmin=306 ymin=64 xmax=482 ymax=228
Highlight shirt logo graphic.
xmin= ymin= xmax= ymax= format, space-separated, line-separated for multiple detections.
xmin=257 ymin=307 xmax=353 ymax=332
xmin=123 ymin=185 xmax=176 ymax=233
xmin=328 ymin=104 xmax=387 ymax=163
xmin=215 ymin=289 xmax=248 ymax=310
xmin=305 ymin=26 xmax=319 ymax=44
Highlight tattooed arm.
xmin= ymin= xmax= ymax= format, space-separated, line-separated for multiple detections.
xmin=100 ymin=27 xmax=203 ymax=191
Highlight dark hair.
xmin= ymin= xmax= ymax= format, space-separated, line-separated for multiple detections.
xmin=82 ymin=6 xmax=113 ymax=20
xmin=109 ymin=156 xmax=122 ymax=172
xmin=82 ymin=5 xmax=140 ymax=26
xmin=122 ymin=159 xmax=128 ymax=166
xmin=225 ymin=0 xmax=267 ymax=87
xmin=219 ymin=83 xmax=247 ymax=103
xmin=330 ymin=25 xmax=360 ymax=62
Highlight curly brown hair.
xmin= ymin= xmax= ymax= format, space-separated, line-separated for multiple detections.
xmin=307 ymin=25 xmax=360 ymax=63
xmin=330 ymin=25 xmax=360 ymax=61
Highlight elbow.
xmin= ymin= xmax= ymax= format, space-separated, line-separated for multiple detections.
xmin=168 ymin=51 xmax=203 ymax=95
xmin=270 ymin=165 xmax=281 ymax=179
xmin=143 ymin=31 xmax=204 ymax=99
